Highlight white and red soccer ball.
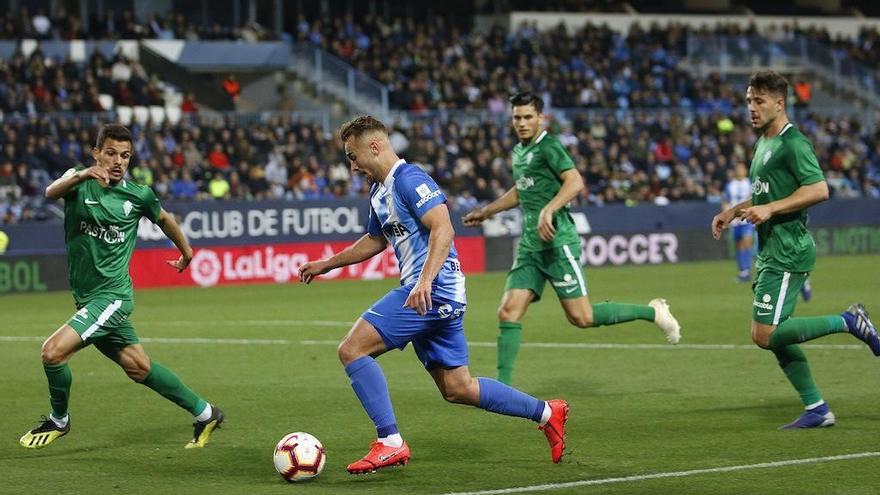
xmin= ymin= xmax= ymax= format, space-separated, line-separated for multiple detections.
xmin=273 ymin=432 xmax=326 ymax=482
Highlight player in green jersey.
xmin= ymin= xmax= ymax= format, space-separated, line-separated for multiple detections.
xmin=712 ymin=71 xmax=878 ymax=429
xmin=19 ymin=124 xmax=224 ymax=449
xmin=463 ymin=92 xmax=681 ymax=385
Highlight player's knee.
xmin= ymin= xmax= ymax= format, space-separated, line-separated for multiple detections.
xmin=337 ymin=341 xmax=360 ymax=366
xmin=751 ymin=329 xmax=772 ymax=349
xmin=41 ymin=341 xmax=67 ymax=365
xmin=497 ymin=305 xmax=520 ymax=323
xmin=440 ymin=384 xmax=470 ymax=405
xmin=567 ymin=313 xmax=593 ymax=328
xmin=125 ymin=360 xmax=151 ymax=382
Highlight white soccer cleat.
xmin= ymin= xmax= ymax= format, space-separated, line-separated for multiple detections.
xmin=649 ymin=298 xmax=681 ymax=344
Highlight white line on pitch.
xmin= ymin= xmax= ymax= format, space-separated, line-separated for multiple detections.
xmin=0 ymin=335 xmax=866 ymax=351
xmin=438 ymin=451 xmax=880 ymax=495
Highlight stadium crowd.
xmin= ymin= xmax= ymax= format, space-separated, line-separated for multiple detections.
xmin=1 ymin=12 xmax=879 ymax=223
xmin=0 ymin=45 xmax=166 ymax=114
xmin=1 ymin=108 xmax=878 ymax=224
xmin=0 ymin=8 xmax=275 ymax=42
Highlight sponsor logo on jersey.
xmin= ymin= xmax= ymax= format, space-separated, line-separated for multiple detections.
xmin=80 ymin=221 xmax=126 ymax=244
xmin=751 ymin=177 xmax=770 ymax=196
xmin=515 ymin=176 xmax=535 ymax=191
xmin=84 ymin=199 xmax=99 ymax=205
xmin=382 ymin=222 xmax=410 ymax=238
xmin=123 ymin=200 xmax=133 ymax=216
xmin=415 ymin=183 xmax=442 ymax=208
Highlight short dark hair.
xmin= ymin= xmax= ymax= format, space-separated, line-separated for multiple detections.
xmin=748 ymin=70 xmax=789 ymax=101
xmin=95 ymin=123 xmax=133 ymax=150
xmin=338 ymin=115 xmax=387 ymax=143
xmin=509 ymin=91 xmax=544 ymax=113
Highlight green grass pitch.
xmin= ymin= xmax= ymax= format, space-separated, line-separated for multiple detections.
xmin=1 ymin=255 xmax=878 ymax=494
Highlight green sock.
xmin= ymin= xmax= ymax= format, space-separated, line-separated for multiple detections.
xmin=772 ymin=344 xmax=822 ymax=406
xmin=43 ymin=363 xmax=72 ymax=418
xmin=141 ymin=361 xmax=207 ymax=416
xmin=591 ymin=302 xmax=655 ymax=327
xmin=768 ymin=315 xmax=847 ymax=348
xmin=497 ymin=322 xmax=522 ymax=385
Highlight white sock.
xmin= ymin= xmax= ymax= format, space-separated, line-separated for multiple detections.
xmin=50 ymin=413 xmax=69 ymax=428
xmin=378 ymin=433 xmax=403 ymax=448
xmin=539 ymin=402 xmax=552 ymax=426
xmin=195 ymin=403 xmax=213 ymax=422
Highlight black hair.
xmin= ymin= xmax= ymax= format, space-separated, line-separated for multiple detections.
xmin=509 ymin=91 xmax=544 ymax=113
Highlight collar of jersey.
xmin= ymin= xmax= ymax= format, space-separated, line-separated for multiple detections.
xmin=383 ymin=159 xmax=406 ymax=189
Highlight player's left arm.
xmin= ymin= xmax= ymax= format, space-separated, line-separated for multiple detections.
xmin=740 ymin=181 xmax=828 ymax=225
xmin=404 ymin=204 xmax=454 ymax=316
xmin=741 ymin=138 xmax=828 ymax=225
xmin=538 ymin=169 xmax=584 ymax=242
xmin=156 ymin=208 xmax=194 ymax=273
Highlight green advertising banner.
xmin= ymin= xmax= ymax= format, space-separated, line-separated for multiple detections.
xmin=0 ymin=255 xmax=69 ymax=295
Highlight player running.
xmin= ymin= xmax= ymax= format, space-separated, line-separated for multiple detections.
xmin=299 ymin=116 xmax=568 ymax=474
xmin=723 ymin=161 xmax=756 ymax=282
xmin=463 ymin=91 xmax=681 ymax=385
xmin=712 ymin=71 xmax=878 ymax=429
xmin=19 ymin=124 xmax=223 ymax=449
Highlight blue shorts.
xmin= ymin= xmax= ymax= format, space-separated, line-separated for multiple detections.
xmin=361 ymin=285 xmax=469 ymax=370
xmin=732 ymin=223 xmax=755 ymax=242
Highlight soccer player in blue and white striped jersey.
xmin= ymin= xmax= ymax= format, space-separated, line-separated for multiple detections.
xmin=298 ymin=116 xmax=568 ymax=474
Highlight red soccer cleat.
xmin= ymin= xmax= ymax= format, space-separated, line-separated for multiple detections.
xmin=538 ymin=399 xmax=569 ymax=463
xmin=346 ymin=440 xmax=411 ymax=474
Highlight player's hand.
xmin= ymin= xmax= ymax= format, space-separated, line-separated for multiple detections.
xmin=711 ymin=210 xmax=737 ymax=240
xmin=537 ymin=207 xmax=556 ymax=242
xmin=404 ymin=281 xmax=433 ymax=316
xmin=166 ymin=253 xmax=192 ymax=273
xmin=80 ymin=166 xmax=110 ymax=187
xmin=298 ymin=259 xmax=331 ymax=284
xmin=741 ymin=205 xmax=773 ymax=226
xmin=462 ymin=207 xmax=488 ymax=227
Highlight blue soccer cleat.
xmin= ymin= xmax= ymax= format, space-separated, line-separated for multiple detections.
xmin=844 ymin=304 xmax=880 ymax=356
xmin=780 ymin=404 xmax=836 ymax=430
xmin=800 ymin=278 xmax=812 ymax=302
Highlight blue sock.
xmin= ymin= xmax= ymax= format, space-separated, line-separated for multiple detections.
xmin=736 ymin=249 xmax=751 ymax=272
xmin=477 ymin=377 xmax=545 ymax=422
xmin=345 ymin=356 xmax=398 ymax=437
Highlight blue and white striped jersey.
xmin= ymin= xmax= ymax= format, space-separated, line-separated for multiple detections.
xmin=725 ymin=177 xmax=751 ymax=225
xmin=367 ymin=160 xmax=466 ymax=303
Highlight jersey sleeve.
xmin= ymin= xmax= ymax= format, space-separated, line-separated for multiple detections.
xmin=788 ymin=136 xmax=825 ymax=186
xmin=367 ymin=205 xmax=383 ymax=236
xmin=542 ymin=137 xmax=575 ymax=177
xmin=60 ymin=167 xmax=82 ymax=200
xmin=397 ymin=167 xmax=447 ymax=220
xmin=141 ymin=186 xmax=162 ymax=223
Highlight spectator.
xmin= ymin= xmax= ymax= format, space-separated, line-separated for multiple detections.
xmin=208 ymin=173 xmax=230 ymax=199
xmin=222 ymin=74 xmax=240 ymax=106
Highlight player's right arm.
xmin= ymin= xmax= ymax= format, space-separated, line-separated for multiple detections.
xmin=298 ymin=234 xmax=388 ymax=284
xmin=462 ymin=186 xmax=519 ymax=226
xmin=712 ymin=198 xmax=751 ymax=240
xmin=45 ymin=166 xmax=109 ymax=200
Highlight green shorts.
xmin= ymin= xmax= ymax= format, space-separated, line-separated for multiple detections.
xmin=66 ymin=298 xmax=138 ymax=355
xmin=752 ymin=268 xmax=808 ymax=325
xmin=504 ymin=243 xmax=587 ymax=302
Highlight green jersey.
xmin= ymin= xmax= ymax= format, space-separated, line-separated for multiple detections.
xmin=62 ymin=167 xmax=162 ymax=305
xmin=512 ymin=130 xmax=579 ymax=252
xmin=749 ymin=123 xmax=825 ymax=273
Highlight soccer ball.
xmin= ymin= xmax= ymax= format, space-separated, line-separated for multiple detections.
xmin=273 ymin=432 xmax=326 ymax=482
